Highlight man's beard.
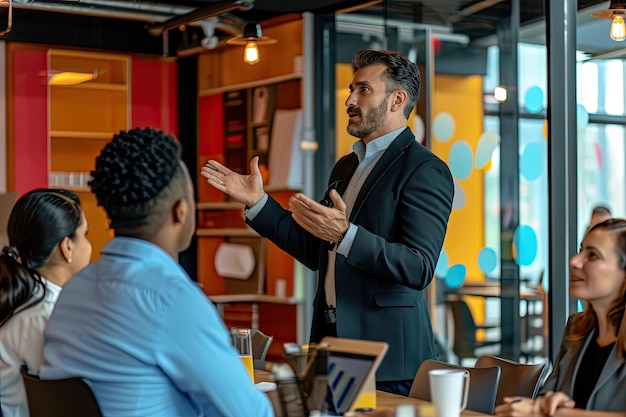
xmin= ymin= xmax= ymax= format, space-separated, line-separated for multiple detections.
xmin=347 ymin=95 xmax=389 ymax=138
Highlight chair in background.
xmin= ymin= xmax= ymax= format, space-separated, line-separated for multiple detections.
xmin=409 ymin=359 xmax=501 ymax=415
xmin=21 ymin=367 xmax=103 ymax=417
xmin=476 ymin=355 xmax=548 ymax=406
xmin=251 ymin=328 xmax=274 ymax=360
xmin=447 ymin=297 xmax=500 ymax=364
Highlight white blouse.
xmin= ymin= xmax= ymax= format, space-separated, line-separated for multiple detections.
xmin=0 ymin=279 xmax=61 ymax=417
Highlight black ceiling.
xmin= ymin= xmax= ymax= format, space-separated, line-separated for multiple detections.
xmin=0 ymin=0 xmax=616 ymax=56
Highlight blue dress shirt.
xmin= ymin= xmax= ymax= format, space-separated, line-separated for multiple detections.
xmin=41 ymin=237 xmax=273 ymax=417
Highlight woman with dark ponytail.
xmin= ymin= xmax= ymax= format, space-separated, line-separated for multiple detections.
xmin=0 ymin=189 xmax=92 ymax=417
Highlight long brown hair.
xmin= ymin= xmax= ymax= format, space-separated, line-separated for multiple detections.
xmin=565 ymin=218 xmax=626 ymax=361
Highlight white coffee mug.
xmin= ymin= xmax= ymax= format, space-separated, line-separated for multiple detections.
xmin=428 ymin=369 xmax=469 ymax=417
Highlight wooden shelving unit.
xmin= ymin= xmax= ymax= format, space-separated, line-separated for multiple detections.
xmin=48 ymin=49 xmax=130 ymax=261
xmin=195 ymin=18 xmax=306 ymax=359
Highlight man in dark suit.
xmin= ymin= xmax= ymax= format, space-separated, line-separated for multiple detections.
xmin=201 ymin=49 xmax=454 ymax=395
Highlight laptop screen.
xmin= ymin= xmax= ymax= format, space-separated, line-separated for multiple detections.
xmin=327 ymin=351 xmax=378 ymax=414
xmin=273 ymin=337 xmax=387 ymax=416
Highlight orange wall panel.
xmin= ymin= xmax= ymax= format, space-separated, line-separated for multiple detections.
xmin=198 ymin=19 xmax=303 ymax=90
xmin=197 ymin=237 xmax=227 ymax=295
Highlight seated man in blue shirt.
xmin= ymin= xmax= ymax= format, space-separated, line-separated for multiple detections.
xmin=40 ymin=127 xmax=273 ymax=417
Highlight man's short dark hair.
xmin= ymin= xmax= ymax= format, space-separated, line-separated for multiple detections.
xmin=353 ymin=49 xmax=421 ymax=118
xmin=89 ymin=127 xmax=187 ymax=238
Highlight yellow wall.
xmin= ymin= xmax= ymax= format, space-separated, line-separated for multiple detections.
xmin=431 ymin=74 xmax=485 ymax=282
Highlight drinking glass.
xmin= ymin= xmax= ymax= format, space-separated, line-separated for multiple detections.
xmin=231 ymin=328 xmax=255 ymax=382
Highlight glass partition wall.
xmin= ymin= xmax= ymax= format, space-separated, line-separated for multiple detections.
xmin=324 ymin=1 xmax=626 ymax=366
xmin=332 ymin=11 xmax=524 ymax=364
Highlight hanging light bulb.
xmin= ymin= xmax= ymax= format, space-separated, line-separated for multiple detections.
xmin=226 ymin=22 xmax=277 ymax=65
xmin=611 ymin=14 xmax=626 ymax=41
xmin=592 ymin=1 xmax=626 ymax=41
xmin=244 ymin=41 xmax=260 ymax=65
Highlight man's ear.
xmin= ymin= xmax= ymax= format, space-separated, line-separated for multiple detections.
xmin=58 ymin=236 xmax=73 ymax=264
xmin=390 ymin=90 xmax=408 ymax=113
xmin=172 ymin=197 xmax=189 ymax=226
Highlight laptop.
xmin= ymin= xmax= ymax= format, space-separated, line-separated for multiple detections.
xmin=273 ymin=337 xmax=388 ymax=417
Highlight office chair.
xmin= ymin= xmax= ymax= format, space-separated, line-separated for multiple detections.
xmin=409 ymin=359 xmax=501 ymax=415
xmin=476 ymin=355 xmax=548 ymax=406
xmin=251 ymin=328 xmax=274 ymax=360
xmin=21 ymin=367 xmax=103 ymax=417
xmin=447 ymin=297 xmax=500 ymax=363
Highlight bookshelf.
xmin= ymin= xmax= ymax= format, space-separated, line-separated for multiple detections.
xmin=48 ymin=49 xmax=130 ymax=260
xmin=195 ymin=18 xmax=305 ymax=359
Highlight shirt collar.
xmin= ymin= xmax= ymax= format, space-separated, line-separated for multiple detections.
xmin=352 ymin=126 xmax=407 ymax=162
xmin=101 ymin=236 xmax=188 ymax=276
xmin=41 ymin=278 xmax=62 ymax=302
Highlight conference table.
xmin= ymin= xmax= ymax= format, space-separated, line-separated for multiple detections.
xmin=254 ymin=370 xmax=489 ymax=416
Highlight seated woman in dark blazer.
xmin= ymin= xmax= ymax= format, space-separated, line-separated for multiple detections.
xmin=496 ymin=218 xmax=626 ymax=417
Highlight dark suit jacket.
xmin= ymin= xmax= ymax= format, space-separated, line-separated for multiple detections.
xmin=541 ymin=313 xmax=626 ymax=410
xmin=248 ymin=127 xmax=454 ymax=381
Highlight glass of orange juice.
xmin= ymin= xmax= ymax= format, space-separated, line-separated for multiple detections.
xmin=231 ymin=328 xmax=255 ymax=383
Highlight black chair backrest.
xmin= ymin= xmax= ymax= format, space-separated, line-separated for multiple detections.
xmin=476 ymin=355 xmax=548 ymax=406
xmin=21 ymin=367 xmax=103 ymax=417
xmin=409 ymin=359 xmax=501 ymax=415
xmin=447 ymin=299 xmax=479 ymax=360
xmin=251 ymin=328 xmax=274 ymax=360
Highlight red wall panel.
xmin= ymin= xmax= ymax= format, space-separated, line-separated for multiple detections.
xmin=12 ymin=50 xmax=48 ymax=194
xmin=197 ymin=94 xmax=224 ymax=203
xmin=131 ymin=58 xmax=178 ymax=136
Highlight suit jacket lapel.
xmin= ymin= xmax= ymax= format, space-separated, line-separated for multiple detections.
xmin=350 ymin=127 xmax=415 ymax=221
xmin=328 ymin=152 xmax=359 ymax=197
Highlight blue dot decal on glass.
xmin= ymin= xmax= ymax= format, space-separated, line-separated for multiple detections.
xmin=433 ymin=112 xmax=455 ymax=142
xmin=524 ymin=86 xmax=544 ymax=113
xmin=577 ymin=104 xmax=589 ymax=130
xmin=435 ymin=250 xmax=449 ymax=278
xmin=513 ymin=225 xmax=538 ymax=266
xmin=444 ymin=264 xmax=466 ymax=288
xmin=475 ymin=130 xmax=500 ymax=169
xmin=449 ymin=141 xmax=473 ymax=180
xmin=520 ymin=142 xmax=545 ymax=181
xmin=478 ymin=247 xmax=497 ymax=274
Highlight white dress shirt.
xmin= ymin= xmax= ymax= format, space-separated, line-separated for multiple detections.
xmin=0 ymin=279 xmax=61 ymax=417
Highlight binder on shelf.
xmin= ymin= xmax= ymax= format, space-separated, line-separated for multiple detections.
xmin=267 ymin=109 xmax=303 ymax=190
xmin=252 ymin=86 xmax=270 ymax=123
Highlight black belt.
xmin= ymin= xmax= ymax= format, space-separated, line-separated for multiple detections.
xmin=324 ymin=305 xmax=336 ymax=324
